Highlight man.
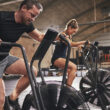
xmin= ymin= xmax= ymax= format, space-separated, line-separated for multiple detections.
xmin=0 ymin=0 xmax=44 ymax=110
xmin=51 ymin=19 xmax=86 ymax=86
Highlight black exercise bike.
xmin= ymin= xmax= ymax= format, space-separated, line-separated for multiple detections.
xmin=80 ymin=41 xmax=110 ymax=110
xmin=3 ymin=29 xmax=89 ymax=110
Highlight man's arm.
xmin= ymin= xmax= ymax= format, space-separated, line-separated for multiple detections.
xmin=28 ymin=29 xmax=44 ymax=42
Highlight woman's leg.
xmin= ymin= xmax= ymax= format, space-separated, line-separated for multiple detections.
xmin=54 ymin=58 xmax=77 ymax=86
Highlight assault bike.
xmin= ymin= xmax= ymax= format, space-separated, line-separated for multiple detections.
xmin=3 ymin=29 xmax=90 ymax=110
xmin=80 ymin=41 xmax=110 ymax=110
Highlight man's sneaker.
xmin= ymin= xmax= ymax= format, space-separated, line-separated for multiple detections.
xmin=8 ymin=96 xmax=21 ymax=110
xmin=4 ymin=96 xmax=10 ymax=110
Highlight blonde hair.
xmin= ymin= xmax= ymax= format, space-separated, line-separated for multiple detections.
xmin=66 ymin=19 xmax=79 ymax=29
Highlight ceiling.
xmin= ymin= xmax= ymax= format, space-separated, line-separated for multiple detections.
xmin=0 ymin=0 xmax=110 ymax=41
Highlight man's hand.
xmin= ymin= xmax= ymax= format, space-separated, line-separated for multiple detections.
xmin=0 ymin=39 xmax=2 ymax=44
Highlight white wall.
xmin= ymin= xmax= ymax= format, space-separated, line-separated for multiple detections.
xmin=92 ymin=32 xmax=110 ymax=46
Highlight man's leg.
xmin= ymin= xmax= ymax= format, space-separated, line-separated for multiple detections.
xmin=54 ymin=58 xmax=77 ymax=86
xmin=0 ymin=78 xmax=5 ymax=110
xmin=5 ymin=58 xmax=37 ymax=101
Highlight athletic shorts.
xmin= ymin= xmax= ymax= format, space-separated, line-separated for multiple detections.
xmin=0 ymin=55 xmax=19 ymax=78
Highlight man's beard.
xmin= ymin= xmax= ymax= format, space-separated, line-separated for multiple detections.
xmin=22 ymin=18 xmax=31 ymax=25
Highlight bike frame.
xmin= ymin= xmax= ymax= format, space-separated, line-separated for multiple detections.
xmin=82 ymin=43 xmax=106 ymax=110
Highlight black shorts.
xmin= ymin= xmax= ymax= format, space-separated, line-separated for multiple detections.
xmin=51 ymin=56 xmax=66 ymax=65
xmin=0 ymin=55 xmax=19 ymax=78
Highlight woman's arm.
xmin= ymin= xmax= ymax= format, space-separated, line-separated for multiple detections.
xmin=70 ymin=40 xmax=86 ymax=47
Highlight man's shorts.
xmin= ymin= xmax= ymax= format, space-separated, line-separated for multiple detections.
xmin=0 ymin=55 xmax=19 ymax=78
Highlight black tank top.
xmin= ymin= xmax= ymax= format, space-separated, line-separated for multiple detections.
xmin=51 ymin=41 xmax=67 ymax=64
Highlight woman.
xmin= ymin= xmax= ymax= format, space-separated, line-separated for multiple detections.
xmin=51 ymin=19 xmax=86 ymax=86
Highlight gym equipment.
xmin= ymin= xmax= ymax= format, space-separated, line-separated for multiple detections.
xmin=3 ymin=29 xmax=89 ymax=110
xmin=80 ymin=41 xmax=110 ymax=110
xmin=22 ymin=29 xmax=89 ymax=110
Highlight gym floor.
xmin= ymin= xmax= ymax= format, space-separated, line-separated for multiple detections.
xmin=4 ymin=71 xmax=101 ymax=110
